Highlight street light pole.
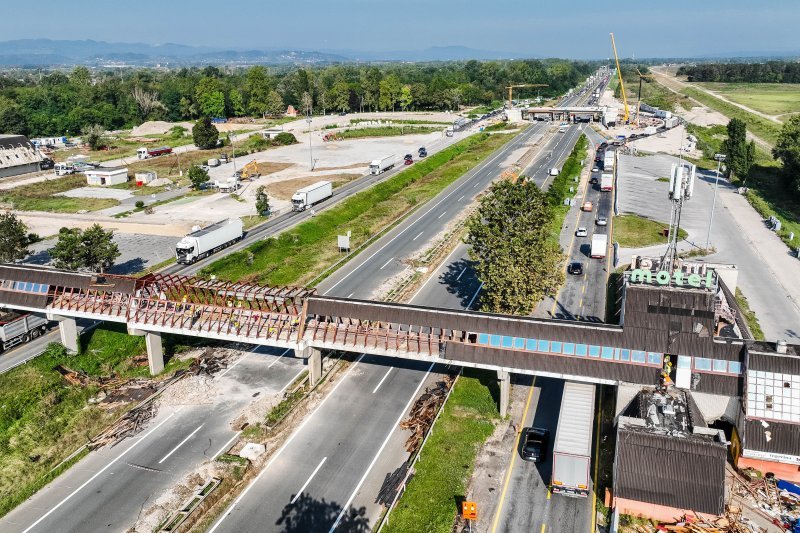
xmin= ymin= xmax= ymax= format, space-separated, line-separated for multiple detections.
xmin=307 ymin=112 xmax=314 ymax=171
xmin=705 ymin=153 xmax=726 ymax=251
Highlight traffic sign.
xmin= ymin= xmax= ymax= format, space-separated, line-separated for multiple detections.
xmin=462 ymin=501 xmax=477 ymax=520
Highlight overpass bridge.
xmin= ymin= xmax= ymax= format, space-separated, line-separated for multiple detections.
xmin=0 ymin=263 xmax=792 ymax=417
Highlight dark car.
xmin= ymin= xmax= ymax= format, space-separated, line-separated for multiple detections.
xmin=405 ymin=153 xmax=414 ymax=160
xmin=521 ymin=427 xmax=550 ymax=462
xmin=567 ymin=262 xmax=584 ymax=275
xmin=404 ymin=154 xmax=414 ymax=164
xmin=39 ymin=158 xmax=55 ymax=170
xmin=589 ymin=176 xmax=598 ymax=184
xmin=418 ymin=148 xmax=428 ymax=158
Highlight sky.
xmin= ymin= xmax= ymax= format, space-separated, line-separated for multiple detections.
xmin=2 ymin=0 xmax=799 ymax=58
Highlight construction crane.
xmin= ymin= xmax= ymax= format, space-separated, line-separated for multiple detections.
xmin=634 ymin=68 xmax=653 ymax=124
xmin=609 ymin=32 xmax=630 ymax=124
xmin=505 ymin=84 xmax=548 ymax=109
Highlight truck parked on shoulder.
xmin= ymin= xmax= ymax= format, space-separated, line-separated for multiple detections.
xmin=590 ymin=234 xmax=608 ymax=259
xmin=175 ymin=218 xmax=244 ymax=264
xmin=136 ymin=146 xmax=173 ymax=159
xmin=291 ymin=180 xmax=333 ymax=212
xmin=551 ymin=382 xmax=596 ymax=497
xmin=369 ymin=155 xmax=396 ymax=175
xmin=0 ymin=311 xmax=48 ymax=352
xmin=54 ymin=162 xmax=75 ymax=176
xmin=600 ymin=174 xmax=613 ymax=191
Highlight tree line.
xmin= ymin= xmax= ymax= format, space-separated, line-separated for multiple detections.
xmin=0 ymin=59 xmax=596 ymax=137
xmin=677 ymin=61 xmax=800 ymax=83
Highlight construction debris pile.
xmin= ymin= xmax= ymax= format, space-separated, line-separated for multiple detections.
xmin=730 ymin=472 xmax=800 ymax=532
xmin=376 ymin=462 xmax=411 ymax=507
xmin=643 ymin=506 xmax=766 ymax=532
xmin=399 ymin=374 xmax=456 ymax=454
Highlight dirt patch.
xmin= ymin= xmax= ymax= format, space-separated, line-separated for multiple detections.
xmin=679 ymin=104 xmax=728 ymax=127
xmin=313 ymin=162 xmax=370 ymax=171
xmin=268 ymin=173 xmax=361 ymax=200
xmin=130 ymin=121 xmax=194 ymax=136
xmin=156 ymin=375 xmax=217 ymax=406
xmin=255 ymin=162 xmax=293 ymax=176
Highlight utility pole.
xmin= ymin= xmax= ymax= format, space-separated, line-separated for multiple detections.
xmin=307 ymin=111 xmax=314 ymax=171
xmin=705 ymin=153 xmax=726 ymax=251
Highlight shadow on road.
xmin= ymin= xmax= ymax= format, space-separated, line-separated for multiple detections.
xmin=277 ymin=493 xmax=371 ymax=532
xmin=109 ymin=257 xmax=146 ymax=275
xmin=441 ymin=257 xmax=479 ymax=308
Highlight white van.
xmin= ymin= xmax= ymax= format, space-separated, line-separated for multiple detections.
xmin=54 ymin=162 xmax=74 ymax=176
xmin=549 ymin=168 xmax=560 ymax=176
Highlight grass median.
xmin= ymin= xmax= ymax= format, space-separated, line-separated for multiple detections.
xmin=201 ymin=131 xmax=518 ymax=285
xmin=614 ymin=214 xmax=687 ymax=248
xmin=338 ymin=126 xmax=440 ymax=139
xmin=382 ymin=369 xmax=500 ymax=533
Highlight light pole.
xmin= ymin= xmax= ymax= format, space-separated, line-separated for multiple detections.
xmin=705 ymin=153 xmax=726 ymax=251
xmin=307 ymin=112 xmax=314 ymax=171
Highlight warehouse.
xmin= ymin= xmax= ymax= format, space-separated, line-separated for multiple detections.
xmin=0 ymin=135 xmax=42 ymax=178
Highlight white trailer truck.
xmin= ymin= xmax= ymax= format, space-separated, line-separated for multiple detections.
xmin=369 ymin=155 xmax=396 ymax=175
xmin=0 ymin=311 xmax=48 ymax=352
xmin=600 ymin=174 xmax=613 ymax=191
xmin=590 ymin=234 xmax=608 ymax=259
xmin=291 ymin=180 xmax=333 ymax=212
xmin=551 ymin=382 xmax=596 ymax=497
xmin=175 ymin=218 xmax=244 ymax=264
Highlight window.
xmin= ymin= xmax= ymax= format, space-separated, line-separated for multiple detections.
xmin=620 ymin=349 xmax=630 ymax=362
xmin=575 ymin=344 xmax=587 ymax=357
xmin=490 ymin=335 xmax=502 ymax=347
xmin=551 ymin=341 xmax=562 ymax=353
xmin=601 ymin=347 xmax=614 ymax=360
xmin=647 ymin=352 xmax=662 ymax=365
xmin=728 ymin=361 xmax=742 ymax=375
xmin=677 ymin=356 xmax=692 ymax=369
xmin=537 ymin=340 xmax=550 ymax=352
xmin=478 ymin=334 xmax=489 ymax=345
xmin=631 ymin=350 xmax=646 ymax=363
xmin=694 ymin=358 xmax=712 ymax=371
xmin=514 ymin=337 xmax=525 ymax=350
xmin=526 ymin=339 xmax=537 ymax=351
xmin=562 ymin=343 xmax=575 ymax=355
xmin=588 ymin=345 xmax=600 ymax=358
xmin=713 ymin=359 xmax=728 ymax=372
xmin=502 ymin=336 xmax=513 ymax=348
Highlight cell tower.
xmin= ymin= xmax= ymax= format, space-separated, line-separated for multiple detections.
xmin=661 ymin=160 xmax=696 ymax=273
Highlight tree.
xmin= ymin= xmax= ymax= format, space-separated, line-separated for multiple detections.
xmin=301 ymin=91 xmax=313 ymax=116
xmin=0 ymin=212 xmax=30 ymax=263
xmin=187 ymin=165 xmax=209 ymax=189
xmin=50 ymin=228 xmax=83 ymax=271
xmin=192 ymin=116 xmax=219 ymax=149
xmin=255 ymin=185 xmax=270 ymax=215
xmin=82 ymin=124 xmax=106 ymax=150
xmin=398 ymin=85 xmax=413 ymax=111
xmin=131 ymin=86 xmax=166 ymax=120
xmin=195 ymin=77 xmax=226 ymax=117
xmin=265 ymin=90 xmax=285 ymax=117
xmin=721 ymin=118 xmax=755 ymax=181
xmin=229 ymin=90 xmax=245 ymax=117
xmin=329 ymin=80 xmax=351 ymax=113
xmin=80 ymin=224 xmax=120 ymax=273
xmin=465 ymin=180 xmax=564 ymax=315
xmin=179 ymin=96 xmax=196 ymax=118
xmin=773 ymin=115 xmax=800 ymax=192
xmin=379 ymin=75 xmax=402 ymax=111
xmin=246 ymin=66 xmax=271 ymax=117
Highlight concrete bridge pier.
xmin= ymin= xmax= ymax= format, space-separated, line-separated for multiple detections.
xmin=128 ymin=328 xmax=164 ymax=375
xmin=304 ymin=347 xmax=323 ymax=385
xmin=56 ymin=316 xmax=79 ymax=353
xmin=498 ymin=370 xmax=510 ymax=418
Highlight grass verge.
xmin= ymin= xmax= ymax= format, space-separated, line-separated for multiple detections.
xmin=613 ymin=214 xmax=687 ymax=248
xmin=695 ymin=82 xmax=800 ymax=118
xmin=201 ymin=131 xmax=517 ymax=285
xmin=338 ymin=126 xmax=440 ymax=139
xmin=382 ymin=369 xmax=499 ymax=533
xmin=350 ymin=118 xmax=451 ymax=126
xmin=735 ymin=288 xmax=766 ymax=341
xmin=0 ymin=175 xmax=119 ymax=213
xmin=681 ymin=87 xmax=780 ymax=146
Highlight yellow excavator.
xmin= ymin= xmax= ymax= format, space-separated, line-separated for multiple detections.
xmin=240 ymin=160 xmax=261 ymax=180
xmin=610 ymin=32 xmax=630 ymax=124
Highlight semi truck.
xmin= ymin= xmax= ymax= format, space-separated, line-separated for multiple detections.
xmin=369 ymin=155 xmax=396 ymax=175
xmin=136 ymin=146 xmax=173 ymax=159
xmin=291 ymin=180 xmax=333 ymax=211
xmin=175 ymin=218 xmax=244 ymax=264
xmin=551 ymin=382 xmax=596 ymax=497
xmin=590 ymin=234 xmax=608 ymax=259
xmin=600 ymin=174 xmax=613 ymax=191
xmin=603 ymin=152 xmax=615 ymax=171
xmin=0 ymin=311 xmax=48 ymax=352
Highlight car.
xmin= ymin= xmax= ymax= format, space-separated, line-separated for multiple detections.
xmin=404 ymin=156 xmax=413 ymax=165
xmin=591 ymin=166 xmax=600 ymax=173
xmin=596 ymin=217 xmax=608 ymax=226
xmin=338 ymin=111 xmax=347 ymax=116
xmin=575 ymin=227 xmax=588 ymax=237
xmin=581 ymin=201 xmax=594 ymax=212
xmin=233 ymin=170 xmax=243 ymax=178
xmin=199 ymin=164 xmax=210 ymax=172
xmin=418 ymin=146 xmax=426 ymax=154
xmin=521 ymin=427 xmax=550 ymax=462
xmin=418 ymin=149 xmax=428 ymax=158
xmin=567 ymin=262 xmax=584 ymax=275
xmin=404 ymin=154 xmax=414 ymax=161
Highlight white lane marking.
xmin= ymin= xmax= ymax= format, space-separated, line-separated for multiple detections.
xmin=437 ymin=211 xmax=447 ymax=219
xmin=208 ymin=354 xmax=366 ymax=533
xmin=413 ymin=231 xmax=424 ymax=241
xmin=21 ymin=409 xmax=181 ymax=533
xmin=409 ymin=244 xmax=464 ymax=302
xmin=473 ymin=182 xmax=479 ymax=188
xmin=457 ymin=195 xmax=465 ymax=202
xmin=372 ymin=368 xmax=392 ymax=394
xmin=158 ymin=424 xmax=204 ymax=464
xmin=347 ymin=292 xmax=354 ymax=298
xmin=379 ymin=258 xmax=393 ymax=270
xmin=328 ymin=362 xmax=435 ymax=533
xmin=456 ymin=267 xmax=467 ymax=281
xmin=217 ymin=351 xmax=251 ymax=378
xmin=267 ymin=348 xmax=292 ymax=369
xmin=466 ymin=282 xmax=484 ymax=310
xmin=213 ymin=431 xmax=242 ymax=460
xmin=291 ymin=457 xmax=327 ymax=504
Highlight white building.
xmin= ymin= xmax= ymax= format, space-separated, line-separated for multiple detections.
xmin=0 ymin=135 xmax=42 ymax=178
xmin=85 ymin=166 xmax=128 ymax=186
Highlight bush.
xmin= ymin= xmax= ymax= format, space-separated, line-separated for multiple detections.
xmin=273 ymin=132 xmax=297 ymax=145
xmin=167 ymin=125 xmax=187 ymax=139
xmin=192 ymin=116 xmax=219 ymax=150
xmin=135 ymin=200 xmax=145 ymax=209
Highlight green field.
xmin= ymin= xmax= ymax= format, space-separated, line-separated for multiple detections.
xmin=0 ymin=175 xmax=119 ymax=213
xmin=697 ymin=82 xmax=800 ymax=118
xmin=614 ymin=214 xmax=687 ymax=249
xmin=338 ymin=126 xmax=440 ymax=139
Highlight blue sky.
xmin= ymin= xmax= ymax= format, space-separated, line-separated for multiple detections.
xmin=3 ymin=0 xmax=799 ymax=58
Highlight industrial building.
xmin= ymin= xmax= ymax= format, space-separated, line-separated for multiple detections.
xmin=0 ymin=134 xmax=42 ymax=178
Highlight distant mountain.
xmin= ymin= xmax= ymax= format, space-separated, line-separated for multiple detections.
xmin=328 ymin=45 xmax=531 ymax=61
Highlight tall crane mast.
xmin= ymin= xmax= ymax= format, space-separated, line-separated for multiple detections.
xmin=505 ymin=84 xmax=548 ymax=109
xmin=610 ymin=32 xmax=629 ymax=124
xmin=634 ymin=68 xmax=653 ymax=124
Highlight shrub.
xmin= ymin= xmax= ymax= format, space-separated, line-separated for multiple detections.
xmin=135 ymin=200 xmax=145 ymax=209
xmin=273 ymin=132 xmax=297 ymax=145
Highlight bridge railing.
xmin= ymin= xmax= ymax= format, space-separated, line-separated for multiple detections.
xmin=50 ymin=286 xmax=130 ymax=320
xmin=304 ymin=317 xmax=446 ymax=357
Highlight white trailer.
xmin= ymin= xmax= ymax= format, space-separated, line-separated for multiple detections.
xmin=369 ymin=155 xmax=396 ymax=175
xmin=600 ymin=174 xmax=613 ymax=191
xmin=590 ymin=234 xmax=608 ymax=259
xmin=175 ymin=218 xmax=244 ymax=264
xmin=551 ymin=382 xmax=596 ymax=497
xmin=603 ymin=152 xmax=615 ymax=171
xmin=0 ymin=311 xmax=48 ymax=351
xmin=291 ymin=180 xmax=333 ymax=212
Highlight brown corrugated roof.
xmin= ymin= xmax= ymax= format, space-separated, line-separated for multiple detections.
xmin=743 ymin=418 xmax=800 ymax=457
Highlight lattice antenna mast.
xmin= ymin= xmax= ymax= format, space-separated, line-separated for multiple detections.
xmin=661 ymin=161 xmax=696 ymax=272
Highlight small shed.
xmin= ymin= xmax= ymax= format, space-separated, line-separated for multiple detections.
xmin=86 ymin=166 xmax=128 ymax=186
xmin=135 ymin=171 xmax=157 ymax=186
xmin=261 ymin=128 xmax=284 ymax=140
